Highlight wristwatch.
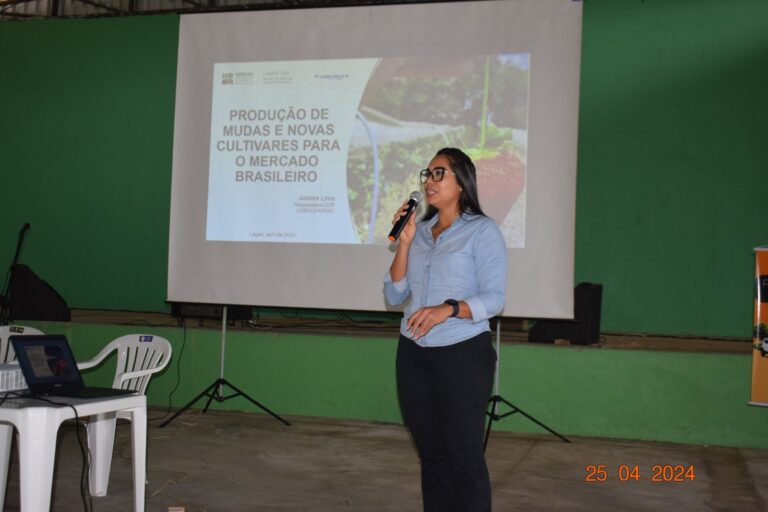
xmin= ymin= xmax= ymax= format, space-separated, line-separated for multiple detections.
xmin=443 ymin=299 xmax=460 ymax=317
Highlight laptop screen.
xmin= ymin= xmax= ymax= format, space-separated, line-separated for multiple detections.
xmin=10 ymin=335 xmax=83 ymax=389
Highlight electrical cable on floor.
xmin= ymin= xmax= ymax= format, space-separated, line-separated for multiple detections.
xmin=149 ymin=321 xmax=187 ymax=422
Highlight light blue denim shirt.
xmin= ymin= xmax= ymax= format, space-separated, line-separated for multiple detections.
xmin=383 ymin=212 xmax=507 ymax=347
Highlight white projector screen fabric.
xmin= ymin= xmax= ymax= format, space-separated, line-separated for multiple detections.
xmin=168 ymin=0 xmax=582 ymax=318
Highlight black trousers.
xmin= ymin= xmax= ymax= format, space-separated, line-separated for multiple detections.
xmin=396 ymin=332 xmax=496 ymax=512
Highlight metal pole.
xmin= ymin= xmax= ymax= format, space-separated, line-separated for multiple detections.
xmin=494 ymin=319 xmax=501 ymax=396
xmin=218 ymin=306 xmax=228 ymax=395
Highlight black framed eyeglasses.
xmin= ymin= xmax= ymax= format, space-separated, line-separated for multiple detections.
xmin=419 ymin=167 xmax=456 ymax=183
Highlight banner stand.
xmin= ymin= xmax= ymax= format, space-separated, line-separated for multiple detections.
xmin=749 ymin=246 xmax=768 ymax=407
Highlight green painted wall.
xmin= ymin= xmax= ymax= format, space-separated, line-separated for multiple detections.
xmin=0 ymin=15 xmax=178 ymax=312
xmin=1 ymin=1 xmax=767 ymax=337
xmin=576 ymin=0 xmax=768 ymax=336
xmin=28 ymin=320 xmax=768 ymax=449
xmin=2 ymin=1 xmax=768 ymax=448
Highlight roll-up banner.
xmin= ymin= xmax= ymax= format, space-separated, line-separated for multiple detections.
xmin=750 ymin=247 xmax=768 ymax=406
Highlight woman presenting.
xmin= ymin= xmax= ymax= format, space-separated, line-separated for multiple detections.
xmin=384 ymin=147 xmax=508 ymax=512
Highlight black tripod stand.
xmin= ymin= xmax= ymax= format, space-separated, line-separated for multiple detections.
xmin=484 ymin=321 xmax=569 ymax=450
xmin=160 ymin=306 xmax=290 ymax=428
xmin=0 ymin=223 xmax=30 ymax=325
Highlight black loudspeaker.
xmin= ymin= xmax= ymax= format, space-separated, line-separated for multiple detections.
xmin=9 ymin=264 xmax=71 ymax=322
xmin=528 ymin=283 xmax=603 ymax=345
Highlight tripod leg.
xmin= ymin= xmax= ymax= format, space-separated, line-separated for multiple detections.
xmin=484 ymin=396 xmax=500 ymax=451
xmin=511 ymin=408 xmax=570 ymax=443
xmin=222 ymin=379 xmax=291 ymax=426
xmin=159 ymin=380 xmax=220 ymax=428
xmin=202 ymin=378 xmax=225 ymax=413
xmin=498 ymin=397 xmax=570 ymax=443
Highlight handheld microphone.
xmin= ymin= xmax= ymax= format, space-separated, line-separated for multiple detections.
xmin=388 ymin=191 xmax=423 ymax=242
xmin=18 ymin=223 xmax=30 ymax=237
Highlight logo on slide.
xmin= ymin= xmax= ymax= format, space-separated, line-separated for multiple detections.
xmin=221 ymin=72 xmax=255 ymax=85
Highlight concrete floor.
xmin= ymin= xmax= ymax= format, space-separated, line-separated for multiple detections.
xmin=2 ymin=408 xmax=768 ymax=511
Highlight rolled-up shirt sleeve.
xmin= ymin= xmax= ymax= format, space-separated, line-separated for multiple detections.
xmin=464 ymin=220 xmax=507 ymax=323
xmin=383 ymin=270 xmax=410 ymax=306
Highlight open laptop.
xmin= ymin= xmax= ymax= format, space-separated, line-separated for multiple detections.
xmin=9 ymin=334 xmax=136 ymax=399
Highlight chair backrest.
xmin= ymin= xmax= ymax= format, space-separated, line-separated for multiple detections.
xmin=98 ymin=334 xmax=172 ymax=394
xmin=0 ymin=325 xmax=44 ymax=363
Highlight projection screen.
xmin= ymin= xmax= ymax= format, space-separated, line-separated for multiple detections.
xmin=168 ymin=0 xmax=582 ymax=318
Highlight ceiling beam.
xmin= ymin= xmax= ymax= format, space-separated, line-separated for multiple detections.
xmin=72 ymin=0 xmax=126 ymax=14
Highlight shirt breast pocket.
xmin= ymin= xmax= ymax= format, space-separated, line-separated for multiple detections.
xmin=436 ymin=249 xmax=476 ymax=292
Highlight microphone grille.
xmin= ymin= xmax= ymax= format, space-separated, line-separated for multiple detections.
xmin=410 ymin=191 xmax=424 ymax=203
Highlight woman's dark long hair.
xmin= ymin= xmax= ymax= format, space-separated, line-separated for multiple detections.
xmin=423 ymin=147 xmax=486 ymax=220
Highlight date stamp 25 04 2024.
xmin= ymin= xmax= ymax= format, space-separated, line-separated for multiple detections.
xmin=585 ymin=464 xmax=696 ymax=483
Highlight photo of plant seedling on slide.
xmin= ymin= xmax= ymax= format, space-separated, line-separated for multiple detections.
xmin=347 ymin=54 xmax=529 ymax=247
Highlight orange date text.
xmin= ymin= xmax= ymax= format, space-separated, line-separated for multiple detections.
xmin=584 ymin=464 xmax=695 ymax=483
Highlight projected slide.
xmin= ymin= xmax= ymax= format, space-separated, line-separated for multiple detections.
xmin=206 ymin=55 xmax=529 ymax=247
xmin=170 ymin=1 xmax=581 ymax=315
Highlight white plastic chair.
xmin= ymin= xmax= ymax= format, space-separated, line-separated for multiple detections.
xmin=0 ymin=324 xmax=43 ymax=363
xmin=77 ymin=333 xmax=172 ymax=496
xmin=77 ymin=333 xmax=172 ymax=395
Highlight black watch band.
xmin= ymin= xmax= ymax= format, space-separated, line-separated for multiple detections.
xmin=444 ymin=299 xmax=460 ymax=317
